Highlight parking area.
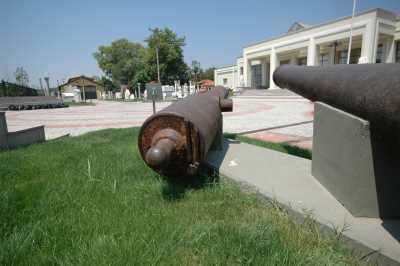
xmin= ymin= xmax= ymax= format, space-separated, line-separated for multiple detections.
xmin=5 ymin=95 xmax=314 ymax=149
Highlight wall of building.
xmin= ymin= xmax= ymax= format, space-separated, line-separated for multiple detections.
xmin=395 ymin=19 xmax=400 ymax=40
xmin=215 ymin=8 xmax=399 ymax=90
xmin=214 ymin=66 xmax=236 ymax=89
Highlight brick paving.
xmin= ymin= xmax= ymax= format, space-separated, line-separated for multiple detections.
xmin=5 ymin=101 xmax=170 ymax=139
xmin=5 ymin=94 xmax=314 ymax=150
xmin=226 ymin=96 xmax=314 ymax=150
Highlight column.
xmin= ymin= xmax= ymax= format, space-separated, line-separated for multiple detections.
xmin=290 ymin=56 xmax=297 ymax=65
xmin=232 ymin=65 xmax=236 ymax=91
xmin=329 ymin=45 xmax=335 ymax=64
xmin=261 ymin=59 xmax=267 ymax=87
xmin=307 ymin=38 xmax=317 ymax=66
xmin=361 ymin=19 xmax=378 ymax=63
xmin=269 ymin=48 xmax=279 ymax=89
xmin=385 ymin=37 xmax=396 ymax=63
xmin=315 ymin=45 xmax=321 ymax=65
xmin=243 ymin=56 xmax=251 ymax=87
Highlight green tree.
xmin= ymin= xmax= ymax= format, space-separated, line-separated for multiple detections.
xmin=199 ymin=67 xmax=216 ymax=81
xmin=145 ymin=27 xmax=188 ymax=84
xmin=0 ymin=80 xmax=6 ymax=97
xmin=93 ymin=39 xmax=146 ymax=87
xmin=14 ymin=67 xmax=29 ymax=86
xmin=100 ymin=76 xmax=119 ymax=92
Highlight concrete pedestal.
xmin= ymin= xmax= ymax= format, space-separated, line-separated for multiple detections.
xmin=0 ymin=112 xmax=8 ymax=148
xmin=312 ymin=102 xmax=400 ymax=218
xmin=0 ymin=111 xmax=45 ymax=149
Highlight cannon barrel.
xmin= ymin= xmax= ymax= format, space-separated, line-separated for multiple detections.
xmin=138 ymin=86 xmax=232 ymax=177
xmin=273 ymin=63 xmax=400 ymax=143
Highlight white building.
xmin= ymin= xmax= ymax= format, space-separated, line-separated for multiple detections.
xmin=215 ymin=8 xmax=400 ymax=90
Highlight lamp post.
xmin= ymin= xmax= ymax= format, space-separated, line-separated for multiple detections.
xmin=44 ymin=77 xmax=50 ymax=96
xmin=156 ymin=45 xmax=161 ymax=83
xmin=151 ymin=28 xmax=180 ymax=85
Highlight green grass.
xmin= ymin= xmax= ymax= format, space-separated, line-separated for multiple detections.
xmin=0 ymin=128 xmax=362 ymax=265
xmin=224 ymin=132 xmax=312 ymax=160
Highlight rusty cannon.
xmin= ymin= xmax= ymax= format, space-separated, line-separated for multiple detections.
xmin=138 ymin=86 xmax=233 ymax=177
xmin=273 ymin=63 xmax=400 ymax=144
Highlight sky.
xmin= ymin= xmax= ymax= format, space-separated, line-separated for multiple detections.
xmin=1 ymin=0 xmax=399 ymax=87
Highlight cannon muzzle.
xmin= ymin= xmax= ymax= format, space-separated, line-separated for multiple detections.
xmin=139 ymin=86 xmax=233 ymax=177
xmin=273 ymin=63 xmax=400 ymax=144
xmin=145 ymin=128 xmax=182 ymax=167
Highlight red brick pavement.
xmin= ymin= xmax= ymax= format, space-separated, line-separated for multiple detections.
xmin=245 ymin=131 xmax=313 ymax=150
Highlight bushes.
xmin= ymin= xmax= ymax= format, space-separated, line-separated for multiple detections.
xmin=0 ymin=80 xmax=38 ymax=97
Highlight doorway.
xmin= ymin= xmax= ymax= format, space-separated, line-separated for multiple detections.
xmin=251 ymin=64 xmax=262 ymax=88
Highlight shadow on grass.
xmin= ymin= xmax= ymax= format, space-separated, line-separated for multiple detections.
xmin=224 ymin=132 xmax=312 ymax=160
xmin=161 ymin=167 xmax=219 ymax=201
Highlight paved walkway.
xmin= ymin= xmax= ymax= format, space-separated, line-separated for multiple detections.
xmin=227 ymin=95 xmax=314 ymax=149
xmin=5 ymin=95 xmax=314 ymax=149
xmin=206 ymin=140 xmax=400 ymax=265
xmin=238 ymin=88 xmax=298 ymax=97
xmin=5 ymin=101 xmax=171 ymax=139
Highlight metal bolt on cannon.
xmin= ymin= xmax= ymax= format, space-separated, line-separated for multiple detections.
xmin=138 ymin=86 xmax=233 ymax=177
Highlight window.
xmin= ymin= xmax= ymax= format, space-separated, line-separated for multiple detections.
xmin=223 ymin=78 xmax=228 ymax=85
xmin=338 ymin=50 xmax=347 ymax=64
xmin=280 ymin=60 xmax=290 ymax=65
xmin=240 ymin=67 xmax=243 ymax=75
xmin=337 ymin=48 xmax=361 ymax=64
xmin=319 ymin=54 xmax=329 ymax=65
xmin=297 ymin=57 xmax=307 ymax=65
xmin=376 ymin=44 xmax=383 ymax=63
xmin=351 ymin=48 xmax=361 ymax=64
xmin=396 ymin=41 xmax=400 ymax=63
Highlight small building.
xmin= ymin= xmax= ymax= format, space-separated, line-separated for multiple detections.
xmin=60 ymin=76 xmax=104 ymax=101
xmin=214 ymin=65 xmax=238 ymax=90
xmin=198 ymin=79 xmax=214 ymax=91
xmin=215 ymin=8 xmax=400 ymax=90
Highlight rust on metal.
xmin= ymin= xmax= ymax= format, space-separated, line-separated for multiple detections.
xmin=273 ymin=63 xmax=400 ymax=144
xmin=138 ymin=86 xmax=232 ymax=177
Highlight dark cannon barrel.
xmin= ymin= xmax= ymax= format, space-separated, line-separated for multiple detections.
xmin=138 ymin=86 xmax=232 ymax=177
xmin=273 ymin=63 xmax=400 ymax=144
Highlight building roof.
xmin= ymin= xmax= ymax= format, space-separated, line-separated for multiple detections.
xmin=244 ymin=8 xmax=394 ymax=48
xmin=215 ymin=64 xmax=236 ymax=71
xmin=198 ymin=80 xmax=214 ymax=87
xmin=287 ymin=22 xmax=311 ymax=33
xmin=60 ymin=75 xmax=103 ymax=88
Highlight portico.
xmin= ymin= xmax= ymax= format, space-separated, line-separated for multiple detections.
xmin=216 ymin=8 xmax=400 ymax=90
